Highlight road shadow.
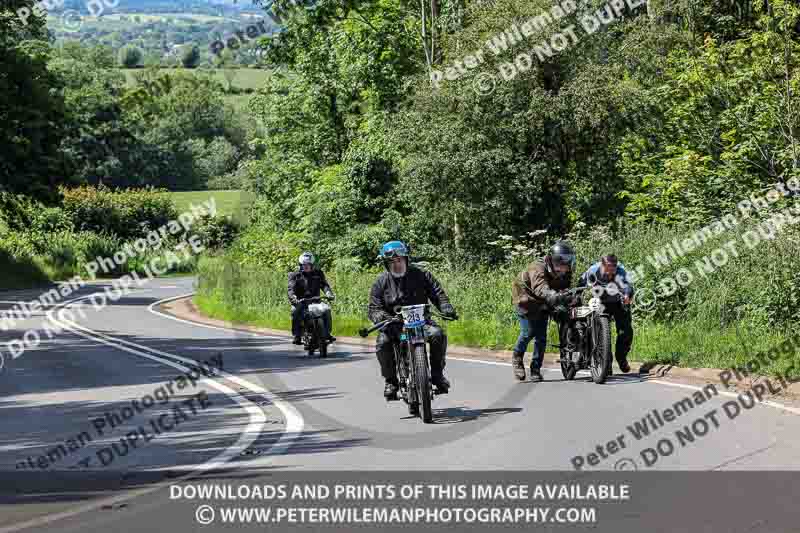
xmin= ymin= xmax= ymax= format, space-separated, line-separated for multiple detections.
xmin=545 ymin=373 xmax=646 ymax=385
xmin=431 ymin=406 xmax=522 ymax=424
xmin=269 ymin=386 xmax=344 ymax=403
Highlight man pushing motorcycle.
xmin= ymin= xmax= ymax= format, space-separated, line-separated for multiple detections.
xmin=368 ymin=241 xmax=459 ymax=400
xmin=576 ymin=254 xmax=634 ymax=373
xmin=511 ymin=240 xmax=576 ymax=382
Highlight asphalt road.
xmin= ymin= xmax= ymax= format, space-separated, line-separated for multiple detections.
xmin=1 ymin=276 xmax=800 ymax=532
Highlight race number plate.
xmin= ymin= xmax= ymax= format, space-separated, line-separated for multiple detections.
xmin=401 ymin=305 xmax=426 ymax=327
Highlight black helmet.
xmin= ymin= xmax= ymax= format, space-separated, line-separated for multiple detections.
xmin=545 ymin=240 xmax=576 ymax=275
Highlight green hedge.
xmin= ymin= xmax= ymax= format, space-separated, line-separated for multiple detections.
xmin=61 ymin=185 xmax=179 ymax=241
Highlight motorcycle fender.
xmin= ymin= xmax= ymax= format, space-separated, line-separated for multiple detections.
xmin=406 ymin=327 xmax=426 ymax=345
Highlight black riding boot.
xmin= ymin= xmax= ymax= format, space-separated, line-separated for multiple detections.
xmin=384 ymin=380 xmax=399 ymax=400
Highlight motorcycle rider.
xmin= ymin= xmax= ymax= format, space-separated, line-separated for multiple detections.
xmin=288 ymin=252 xmax=336 ymax=345
xmin=510 ymin=240 xmax=576 ymax=382
xmin=577 ymin=254 xmax=634 ymax=373
xmin=368 ymin=241 xmax=459 ymax=400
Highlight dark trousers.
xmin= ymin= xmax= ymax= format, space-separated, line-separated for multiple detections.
xmin=513 ymin=311 xmax=549 ymax=370
xmin=602 ymin=301 xmax=634 ymax=362
xmin=291 ymin=304 xmax=331 ymax=338
xmin=376 ymin=322 xmax=447 ymax=384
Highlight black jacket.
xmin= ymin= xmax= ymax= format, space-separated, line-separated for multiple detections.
xmin=288 ymin=269 xmax=333 ymax=305
xmin=368 ymin=265 xmax=452 ymax=324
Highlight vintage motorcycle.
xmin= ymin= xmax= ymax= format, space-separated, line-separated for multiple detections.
xmin=359 ymin=304 xmax=455 ymax=424
xmin=298 ymin=296 xmax=333 ymax=358
xmin=554 ymin=287 xmax=619 ymax=384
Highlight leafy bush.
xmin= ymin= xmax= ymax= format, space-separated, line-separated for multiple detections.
xmin=191 ymin=214 xmax=241 ymax=251
xmin=61 ymin=185 xmax=179 ymax=241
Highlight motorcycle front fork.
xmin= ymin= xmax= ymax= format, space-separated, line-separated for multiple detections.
xmin=558 ymin=319 xmax=586 ymax=363
xmin=395 ymin=344 xmax=409 ymax=399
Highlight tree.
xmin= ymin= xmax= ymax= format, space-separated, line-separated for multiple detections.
xmin=118 ymin=45 xmax=142 ymax=67
xmin=181 ymin=44 xmax=200 ymax=68
xmin=0 ymin=0 xmax=69 ymax=204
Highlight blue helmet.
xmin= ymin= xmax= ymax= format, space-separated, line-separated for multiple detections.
xmin=379 ymin=241 xmax=410 ymax=271
xmin=379 ymin=240 xmax=409 ymax=260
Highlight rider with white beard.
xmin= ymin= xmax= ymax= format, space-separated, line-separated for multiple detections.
xmin=367 ymin=241 xmax=458 ymax=399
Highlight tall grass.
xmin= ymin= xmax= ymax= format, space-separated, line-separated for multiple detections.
xmin=196 ymin=208 xmax=800 ymax=372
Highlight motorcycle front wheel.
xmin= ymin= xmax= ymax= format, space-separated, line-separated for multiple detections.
xmin=413 ymin=344 xmax=433 ymax=423
xmin=314 ymin=319 xmax=328 ymax=358
xmin=302 ymin=322 xmax=314 ymax=356
xmin=561 ymin=359 xmax=577 ymax=380
xmin=590 ymin=316 xmax=612 ymax=384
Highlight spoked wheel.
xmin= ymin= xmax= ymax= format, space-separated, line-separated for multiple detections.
xmin=413 ymin=345 xmax=433 ymax=423
xmin=590 ymin=316 xmax=613 ymax=384
xmin=303 ymin=327 xmax=314 ymax=357
xmin=314 ymin=319 xmax=328 ymax=358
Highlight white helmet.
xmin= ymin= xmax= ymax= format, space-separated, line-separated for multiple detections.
xmin=298 ymin=252 xmax=315 ymax=268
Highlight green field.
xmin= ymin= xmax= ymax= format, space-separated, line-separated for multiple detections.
xmin=119 ymin=68 xmax=270 ymax=90
xmin=119 ymin=68 xmax=267 ymax=110
xmin=168 ymin=190 xmax=253 ymax=219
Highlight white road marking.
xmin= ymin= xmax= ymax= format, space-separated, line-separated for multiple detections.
xmin=0 ymin=291 xmax=303 ymax=533
xmin=650 ymin=379 xmax=800 ymax=416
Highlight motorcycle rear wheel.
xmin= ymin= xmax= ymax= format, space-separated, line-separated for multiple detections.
xmin=413 ymin=345 xmax=433 ymax=423
xmin=590 ymin=316 xmax=612 ymax=384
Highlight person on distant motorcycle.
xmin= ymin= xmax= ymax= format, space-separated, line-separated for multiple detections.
xmin=368 ymin=241 xmax=459 ymax=400
xmin=510 ymin=240 xmax=576 ymax=382
xmin=576 ymin=254 xmax=634 ymax=373
xmin=288 ymin=252 xmax=336 ymax=345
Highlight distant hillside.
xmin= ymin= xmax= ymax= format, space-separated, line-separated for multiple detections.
xmin=60 ymin=0 xmax=263 ymax=16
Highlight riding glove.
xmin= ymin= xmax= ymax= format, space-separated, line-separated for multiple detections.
xmin=440 ymin=304 xmax=458 ymax=320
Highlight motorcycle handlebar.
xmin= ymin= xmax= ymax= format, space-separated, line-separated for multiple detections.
xmin=357 ymin=306 xmax=457 ymax=338
xmin=358 ymin=317 xmax=402 ymax=338
xmin=298 ymin=296 xmax=333 ymax=303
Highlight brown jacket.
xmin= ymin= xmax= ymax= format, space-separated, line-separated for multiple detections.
xmin=511 ymin=260 xmax=572 ymax=318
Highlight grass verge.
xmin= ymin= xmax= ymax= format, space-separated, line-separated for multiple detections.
xmin=194 ymin=255 xmax=798 ymax=373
